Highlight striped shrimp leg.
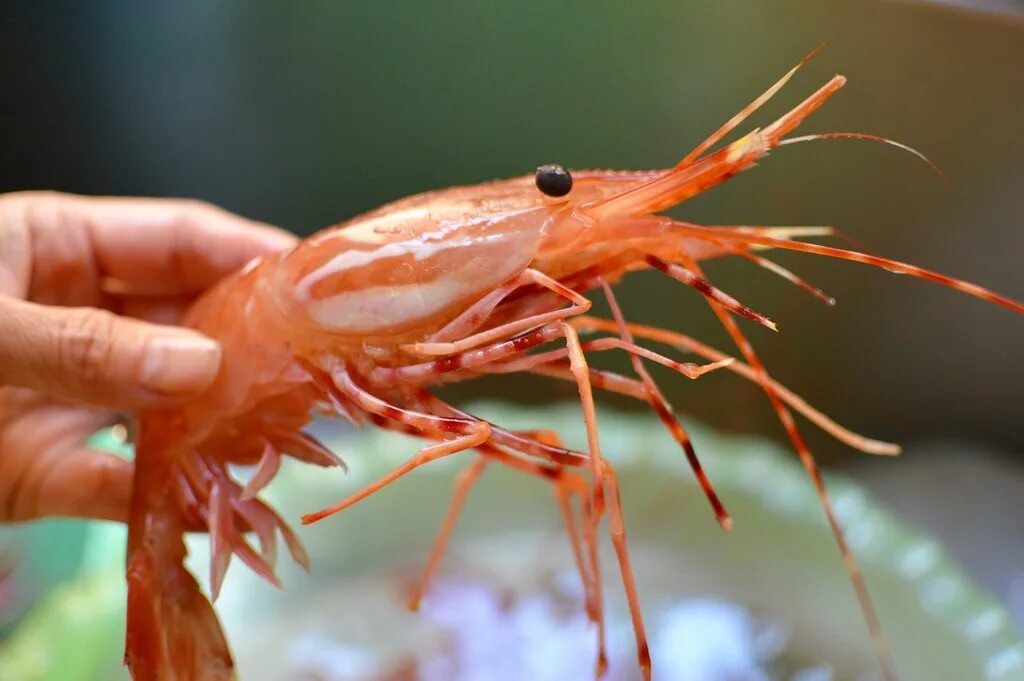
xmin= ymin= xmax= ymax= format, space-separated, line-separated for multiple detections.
xmin=402 ymin=393 xmax=605 ymax=659
xmin=675 ymin=250 xmax=898 ymax=681
xmin=369 ymin=408 xmax=598 ymax=648
xmin=566 ymin=316 xmax=900 ymax=456
xmin=299 ymin=367 xmax=492 ymax=525
xmin=598 ymin=278 xmax=733 ymax=530
xmin=376 ymin=319 xmax=676 ymax=677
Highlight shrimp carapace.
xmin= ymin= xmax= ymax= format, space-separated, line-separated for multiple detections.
xmin=123 ymin=51 xmax=1023 ymax=681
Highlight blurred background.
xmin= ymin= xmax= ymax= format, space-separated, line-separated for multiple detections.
xmin=0 ymin=0 xmax=1021 ymax=659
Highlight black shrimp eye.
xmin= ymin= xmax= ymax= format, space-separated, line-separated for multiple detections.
xmin=535 ymin=164 xmax=573 ymax=197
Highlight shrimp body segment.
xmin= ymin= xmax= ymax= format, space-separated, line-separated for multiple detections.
xmin=123 ymin=62 xmax=1023 ymax=681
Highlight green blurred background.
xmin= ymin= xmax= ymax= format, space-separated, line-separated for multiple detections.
xmin=1 ymin=0 xmax=1021 ymax=634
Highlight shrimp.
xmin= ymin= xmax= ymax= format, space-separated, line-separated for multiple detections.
xmin=123 ymin=51 xmax=1024 ymax=681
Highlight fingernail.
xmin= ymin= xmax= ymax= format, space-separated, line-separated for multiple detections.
xmin=138 ymin=332 xmax=222 ymax=396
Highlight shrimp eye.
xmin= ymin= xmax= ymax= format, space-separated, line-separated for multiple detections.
xmin=535 ymin=164 xmax=572 ymax=197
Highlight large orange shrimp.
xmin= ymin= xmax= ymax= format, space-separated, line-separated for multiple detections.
xmin=124 ymin=52 xmax=1024 ymax=681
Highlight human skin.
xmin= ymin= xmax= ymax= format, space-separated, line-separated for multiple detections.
xmin=0 ymin=191 xmax=296 ymax=524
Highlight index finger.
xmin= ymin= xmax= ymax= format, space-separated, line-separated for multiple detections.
xmin=17 ymin=192 xmax=298 ymax=296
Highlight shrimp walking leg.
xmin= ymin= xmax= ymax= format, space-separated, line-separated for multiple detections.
xmin=487 ymin=425 xmax=603 ymax=650
xmin=363 ymin=410 xmax=598 ymax=630
xmin=599 ymin=279 xmax=732 ymax=529
xmin=410 ymin=391 xmax=589 ymax=467
xmin=505 ymin=432 xmax=604 ymax=650
xmin=410 ymin=445 xmax=597 ymax=624
xmin=529 ymin=433 xmax=603 ymax=653
xmin=402 ymin=268 xmax=592 ymax=356
xmin=403 ymin=394 xmax=601 ymax=630
xmin=392 ymin=314 xmax=721 ymax=669
xmin=409 ymin=320 xmax=665 ymax=676
xmin=551 ymin=464 xmax=598 ymax=625
xmin=677 ymin=252 xmax=897 ymax=681
xmin=408 ymin=455 xmax=488 ymax=610
xmin=525 ymin=361 xmax=652 ymax=399
xmin=406 ymin=455 xmax=594 ymax=617
xmin=562 ymin=321 xmax=610 ymax=678
xmin=300 ymin=369 xmax=492 ymax=524
xmin=480 ymin=333 xmax=731 ymax=380
xmin=563 ymin=321 xmax=650 ymax=681
xmin=521 ymin=357 xmax=897 ymax=458
xmin=373 ymin=321 xmax=731 ymax=388
xmin=567 ymin=316 xmax=900 ymax=456
xmin=302 ymin=427 xmax=488 ymax=523
xmin=600 ymin=459 xmax=651 ymax=673
xmin=645 ymin=256 xmax=777 ymax=331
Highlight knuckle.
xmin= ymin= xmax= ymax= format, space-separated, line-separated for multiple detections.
xmin=167 ymin=211 xmax=193 ymax=285
xmin=57 ymin=308 xmax=120 ymax=383
xmin=177 ymin=197 xmax=214 ymax=213
xmin=175 ymin=198 xmax=223 ymax=227
xmin=0 ymin=192 xmax=52 ymax=236
xmin=168 ymin=200 xmax=219 ymax=281
xmin=22 ymin=192 xmax=69 ymax=233
xmin=13 ymin=191 xmax=71 ymax=225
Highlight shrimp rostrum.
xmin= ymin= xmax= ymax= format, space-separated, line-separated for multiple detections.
xmin=125 ymin=54 xmax=1024 ymax=681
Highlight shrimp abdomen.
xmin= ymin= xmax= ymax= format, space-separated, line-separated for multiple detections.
xmin=125 ymin=415 xmax=234 ymax=680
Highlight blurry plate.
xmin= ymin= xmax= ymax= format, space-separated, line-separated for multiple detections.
xmin=1 ymin=402 xmax=1021 ymax=680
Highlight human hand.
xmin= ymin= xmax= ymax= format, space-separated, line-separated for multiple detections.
xmin=0 ymin=191 xmax=297 ymax=524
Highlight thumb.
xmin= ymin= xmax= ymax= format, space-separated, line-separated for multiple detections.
xmin=0 ymin=296 xmax=222 ymax=410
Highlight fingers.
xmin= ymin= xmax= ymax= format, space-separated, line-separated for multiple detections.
xmin=0 ymin=400 xmax=132 ymax=523
xmin=0 ymin=296 xmax=222 ymax=410
xmin=1 ymin=191 xmax=298 ymax=299
xmin=117 ymin=295 xmax=192 ymax=325
xmin=86 ymin=195 xmax=298 ymax=293
xmin=3 ymin=447 xmax=133 ymax=523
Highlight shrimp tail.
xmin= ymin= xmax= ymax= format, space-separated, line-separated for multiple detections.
xmin=125 ymin=416 xmax=235 ymax=681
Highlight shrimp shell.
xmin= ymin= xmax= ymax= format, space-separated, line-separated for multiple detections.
xmin=123 ymin=51 xmax=1023 ymax=681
